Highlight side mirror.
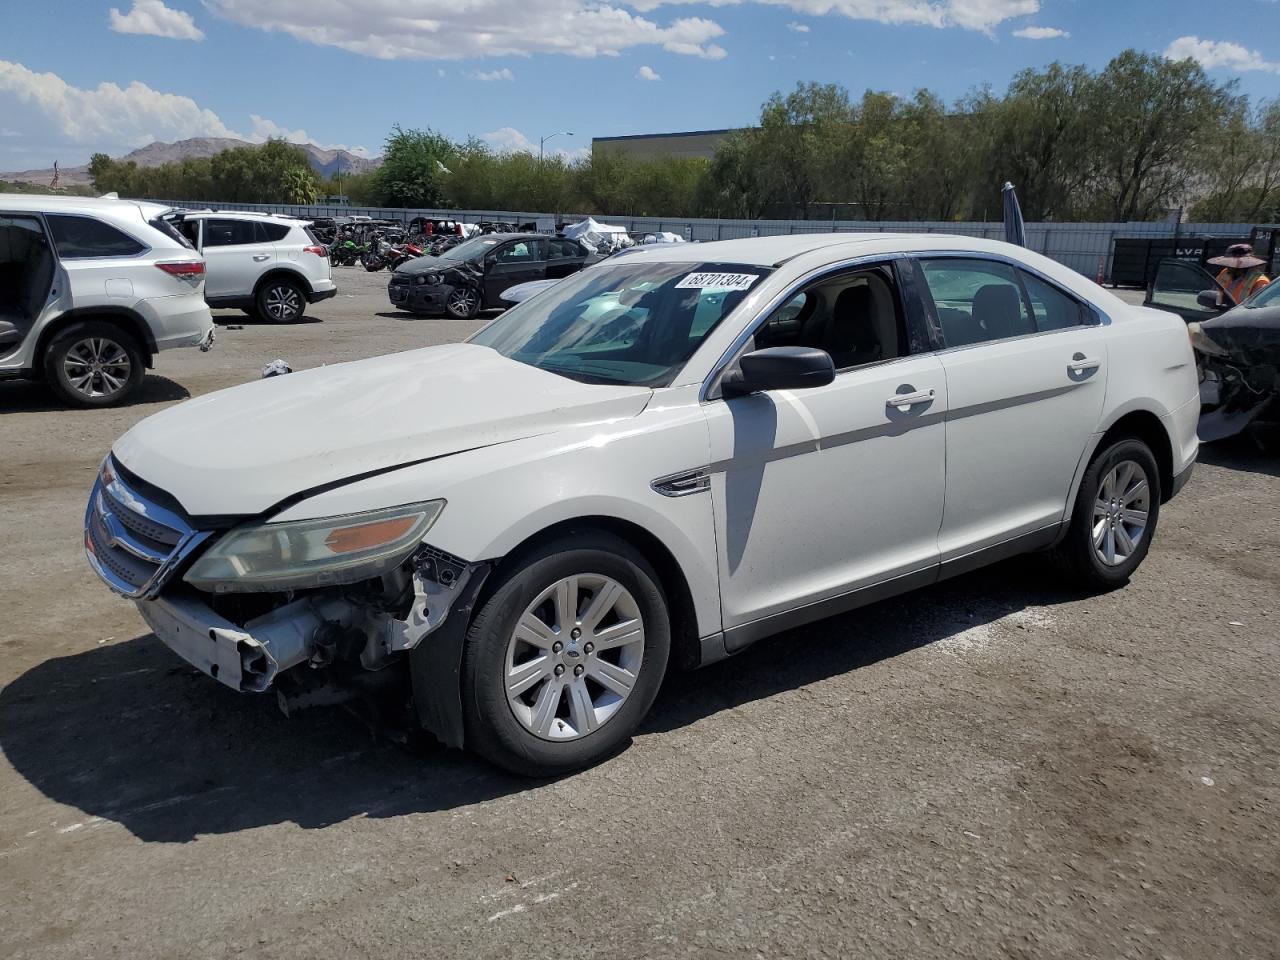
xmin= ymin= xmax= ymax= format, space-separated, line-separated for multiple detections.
xmin=723 ymin=346 xmax=835 ymax=396
xmin=484 ymin=254 xmax=498 ymax=268
xmin=1197 ymin=289 xmax=1229 ymax=311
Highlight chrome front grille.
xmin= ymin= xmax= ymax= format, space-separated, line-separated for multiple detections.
xmin=84 ymin=458 xmax=212 ymax=599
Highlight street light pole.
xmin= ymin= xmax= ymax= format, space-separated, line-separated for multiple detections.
xmin=539 ymin=131 xmax=574 ymax=162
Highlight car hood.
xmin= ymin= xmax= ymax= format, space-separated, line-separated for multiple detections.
xmin=1199 ymin=302 xmax=1280 ymax=362
xmin=396 ymin=254 xmax=477 ymax=277
xmin=113 ymin=343 xmax=653 ymax=518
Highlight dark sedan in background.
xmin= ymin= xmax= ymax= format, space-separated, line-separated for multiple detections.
xmin=1145 ymin=259 xmax=1279 ymax=440
xmin=389 ymin=234 xmax=594 ymax=318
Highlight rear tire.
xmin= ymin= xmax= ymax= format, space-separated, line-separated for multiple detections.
xmin=462 ymin=532 xmax=670 ymax=777
xmin=1055 ymin=437 xmax=1161 ymax=589
xmin=255 ymin=278 xmax=306 ymax=323
xmin=43 ymin=321 xmax=145 ymax=408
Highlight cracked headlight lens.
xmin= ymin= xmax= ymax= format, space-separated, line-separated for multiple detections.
xmin=184 ymin=501 xmax=445 ymax=593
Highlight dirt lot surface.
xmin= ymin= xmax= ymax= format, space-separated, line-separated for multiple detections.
xmin=1 ymin=271 xmax=1277 ymax=959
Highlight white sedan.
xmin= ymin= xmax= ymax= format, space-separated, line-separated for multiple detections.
xmin=85 ymin=234 xmax=1200 ymax=775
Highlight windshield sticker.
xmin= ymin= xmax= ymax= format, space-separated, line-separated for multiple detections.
xmin=675 ymin=272 xmax=758 ymax=291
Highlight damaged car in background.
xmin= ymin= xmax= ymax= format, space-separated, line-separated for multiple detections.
xmin=1145 ymin=257 xmax=1279 ymax=441
xmin=1190 ymin=279 xmax=1280 ymax=441
xmin=388 ymin=233 xmax=594 ymax=318
xmin=87 ymin=235 xmax=1198 ymax=776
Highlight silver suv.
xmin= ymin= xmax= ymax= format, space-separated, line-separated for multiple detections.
xmin=171 ymin=212 xmax=336 ymax=322
xmin=0 ymin=195 xmax=214 ymax=407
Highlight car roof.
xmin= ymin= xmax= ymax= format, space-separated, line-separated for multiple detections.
xmin=605 ymin=232 xmax=958 ymax=267
xmin=181 ymin=209 xmax=302 ymax=223
xmin=0 ymin=193 xmax=171 ymax=219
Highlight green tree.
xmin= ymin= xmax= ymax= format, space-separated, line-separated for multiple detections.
xmin=372 ymin=125 xmax=454 ymax=207
xmin=754 ymin=82 xmax=854 ymax=218
xmin=1089 ymin=51 xmax=1235 ymax=221
xmin=979 ymin=63 xmax=1097 ymax=220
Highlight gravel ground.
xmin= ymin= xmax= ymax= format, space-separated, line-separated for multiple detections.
xmin=1 ymin=271 xmax=1277 ymax=959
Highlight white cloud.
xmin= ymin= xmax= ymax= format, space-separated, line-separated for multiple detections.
xmin=482 ymin=127 xmax=587 ymax=159
xmin=633 ymin=0 xmax=1038 ymax=33
xmin=205 ymin=0 xmax=728 ymax=60
xmin=483 ymin=127 xmax=537 ymax=153
xmin=472 ymin=68 xmax=514 ymax=81
xmin=109 ymin=0 xmax=204 ymax=41
xmin=247 ymin=116 xmax=372 ymax=156
xmin=437 ymin=68 xmax=446 ymax=78
xmin=1013 ymin=25 xmax=1067 ymax=39
xmin=787 ymin=20 xmax=810 ymax=31
xmin=1165 ymin=36 xmax=1280 ymax=74
xmin=637 ymin=64 xmax=662 ymax=80
xmin=0 ymin=59 xmax=366 ymax=170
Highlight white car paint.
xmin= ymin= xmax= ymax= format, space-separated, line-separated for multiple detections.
xmin=176 ymin=211 xmax=335 ymax=314
xmin=0 ymin=194 xmax=214 ymax=395
xmin=86 ymin=232 xmax=1199 ymax=759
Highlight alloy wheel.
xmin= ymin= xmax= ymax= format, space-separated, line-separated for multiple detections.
xmin=62 ymin=337 xmax=132 ymax=400
xmin=504 ymin=574 xmax=645 ymax=741
xmin=264 ymin=284 xmax=301 ymax=321
xmin=1092 ymin=459 xmax=1150 ymax=566
xmin=447 ymin=288 xmax=478 ymax=317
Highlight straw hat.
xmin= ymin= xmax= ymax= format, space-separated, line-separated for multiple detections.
xmin=1207 ymin=243 xmax=1266 ymax=269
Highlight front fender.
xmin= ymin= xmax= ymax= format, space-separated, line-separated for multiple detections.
xmin=271 ymin=389 xmax=723 ymax=638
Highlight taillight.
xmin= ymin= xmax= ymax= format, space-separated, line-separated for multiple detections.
xmin=155 ymin=260 xmax=204 ymax=276
xmin=304 ymin=245 xmax=328 ymax=257
xmin=425 ymin=222 xmax=434 ymax=235
xmin=455 ymin=223 xmax=462 ymax=236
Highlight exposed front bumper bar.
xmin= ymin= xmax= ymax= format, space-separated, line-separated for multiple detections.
xmin=136 ymin=592 xmax=363 ymax=693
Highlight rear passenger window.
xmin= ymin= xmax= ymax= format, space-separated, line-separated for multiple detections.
xmin=260 ymin=222 xmax=291 ymax=242
xmin=203 ymin=219 xmax=258 ymax=247
xmin=1020 ymin=270 xmax=1087 ymax=331
xmin=46 ymin=215 xmax=145 ymax=259
xmin=919 ymin=258 xmax=1035 ymax=347
xmin=549 ymin=239 xmax=581 ymax=258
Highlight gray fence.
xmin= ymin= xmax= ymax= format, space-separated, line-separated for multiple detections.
xmin=154 ymin=199 xmax=1255 ymax=283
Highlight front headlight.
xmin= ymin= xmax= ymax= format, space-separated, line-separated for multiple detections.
xmin=184 ymin=500 xmax=444 ymax=593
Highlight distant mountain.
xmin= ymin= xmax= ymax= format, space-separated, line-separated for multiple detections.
xmin=0 ymin=137 xmax=381 ymax=187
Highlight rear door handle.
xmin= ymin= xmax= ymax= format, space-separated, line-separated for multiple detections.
xmin=886 ymin=389 xmax=935 ymax=408
xmin=1068 ymin=354 xmax=1101 ymax=375
xmin=252 ymin=254 xmax=271 ymax=262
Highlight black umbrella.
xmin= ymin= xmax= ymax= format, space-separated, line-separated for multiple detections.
xmin=1002 ymin=181 xmax=1026 ymax=248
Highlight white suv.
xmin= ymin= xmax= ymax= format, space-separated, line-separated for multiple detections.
xmin=0 ymin=195 xmax=214 ymax=407
xmin=86 ymin=234 xmax=1199 ymax=775
xmin=172 ymin=212 xmax=335 ymax=322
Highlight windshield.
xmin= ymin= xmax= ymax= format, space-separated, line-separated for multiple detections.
xmin=1246 ymin=278 xmax=1279 ymax=308
xmin=437 ymin=236 xmax=502 ymax=263
xmin=470 ymin=260 xmax=771 ymax=386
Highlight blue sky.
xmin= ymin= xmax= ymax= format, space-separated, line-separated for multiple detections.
xmin=1 ymin=0 xmax=1277 ymax=172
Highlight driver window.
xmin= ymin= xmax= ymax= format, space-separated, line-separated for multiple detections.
xmin=752 ymin=267 xmax=905 ymax=371
xmin=498 ymin=239 xmax=543 ymax=262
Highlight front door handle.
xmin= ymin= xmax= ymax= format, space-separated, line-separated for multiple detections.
xmin=1068 ymin=354 xmax=1101 ymax=375
xmin=252 ymin=254 xmax=271 ymax=262
xmin=886 ymin=388 xmax=935 ymax=408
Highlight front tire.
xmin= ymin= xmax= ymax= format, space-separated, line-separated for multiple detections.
xmin=462 ymin=532 xmax=670 ymax=776
xmin=1056 ymin=437 xmax=1161 ymax=589
xmin=255 ymin=279 xmax=306 ymax=323
xmin=43 ymin=322 xmax=145 ymax=408
xmin=445 ymin=285 xmax=481 ymax=319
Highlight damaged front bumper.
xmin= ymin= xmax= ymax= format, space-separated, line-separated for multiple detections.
xmin=137 ymin=546 xmax=482 ymax=695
